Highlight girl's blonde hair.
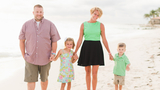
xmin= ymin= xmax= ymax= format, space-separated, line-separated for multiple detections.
xmin=65 ymin=37 xmax=75 ymax=49
xmin=90 ymin=7 xmax=103 ymax=18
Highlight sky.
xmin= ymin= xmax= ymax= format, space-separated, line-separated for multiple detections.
xmin=0 ymin=0 xmax=160 ymax=24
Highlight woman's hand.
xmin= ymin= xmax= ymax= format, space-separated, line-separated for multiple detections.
xmin=72 ymin=53 xmax=79 ymax=63
xmin=73 ymin=53 xmax=78 ymax=60
xmin=109 ymin=54 xmax=114 ymax=60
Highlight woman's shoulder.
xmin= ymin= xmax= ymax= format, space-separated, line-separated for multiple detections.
xmin=82 ymin=21 xmax=87 ymax=25
xmin=97 ymin=21 xmax=103 ymax=25
xmin=83 ymin=21 xmax=88 ymax=23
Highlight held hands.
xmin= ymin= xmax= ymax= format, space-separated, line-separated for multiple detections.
xmin=72 ymin=53 xmax=79 ymax=63
xmin=73 ymin=52 xmax=79 ymax=60
xmin=50 ymin=54 xmax=55 ymax=61
xmin=109 ymin=53 xmax=114 ymax=60
xmin=74 ymin=54 xmax=78 ymax=60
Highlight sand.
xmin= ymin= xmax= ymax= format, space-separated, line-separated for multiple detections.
xmin=0 ymin=29 xmax=160 ymax=90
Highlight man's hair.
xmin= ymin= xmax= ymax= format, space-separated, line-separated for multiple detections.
xmin=118 ymin=43 xmax=126 ymax=48
xmin=34 ymin=4 xmax=43 ymax=9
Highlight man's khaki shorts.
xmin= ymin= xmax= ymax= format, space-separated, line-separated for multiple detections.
xmin=113 ymin=74 xmax=125 ymax=85
xmin=24 ymin=61 xmax=51 ymax=82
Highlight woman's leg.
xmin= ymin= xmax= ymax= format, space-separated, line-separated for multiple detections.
xmin=67 ymin=82 xmax=71 ymax=90
xmin=60 ymin=83 xmax=66 ymax=90
xmin=92 ymin=65 xmax=99 ymax=90
xmin=85 ymin=66 xmax=91 ymax=90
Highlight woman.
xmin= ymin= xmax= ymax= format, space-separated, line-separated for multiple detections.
xmin=74 ymin=7 xmax=113 ymax=90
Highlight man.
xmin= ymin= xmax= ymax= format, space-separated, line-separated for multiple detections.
xmin=19 ymin=4 xmax=60 ymax=90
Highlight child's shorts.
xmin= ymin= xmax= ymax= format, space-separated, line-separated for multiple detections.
xmin=113 ymin=74 xmax=125 ymax=85
xmin=24 ymin=61 xmax=51 ymax=82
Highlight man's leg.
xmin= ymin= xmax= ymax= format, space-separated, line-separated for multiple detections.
xmin=25 ymin=61 xmax=38 ymax=90
xmin=28 ymin=82 xmax=36 ymax=90
xmin=41 ymin=80 xmax=48 ymax=90
xmin=40 ymin=62 xmax=51 ymax=90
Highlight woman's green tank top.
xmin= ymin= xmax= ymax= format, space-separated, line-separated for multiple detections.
xmin=83 ymin=21 xmax=101 ymax=41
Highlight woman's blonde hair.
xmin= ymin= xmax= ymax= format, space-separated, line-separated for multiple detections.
xmin=65 ymin=37 xmax=75 ymax=49
xmin=90 ymin=7 xmax=103 ymax=18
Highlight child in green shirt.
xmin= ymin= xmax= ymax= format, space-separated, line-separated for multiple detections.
xmin=113 ymin=43 xmax=130 ymax=90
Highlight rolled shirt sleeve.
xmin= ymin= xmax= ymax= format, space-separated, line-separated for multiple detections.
xmin=19 ymin=23 xmax=26 ymax=40
xmin=50 ymin=23 xmax=61 ymax=42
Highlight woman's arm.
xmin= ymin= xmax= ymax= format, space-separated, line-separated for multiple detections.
xmin=100 ymin=23 xmax=113 ymax=60
xmin=74 ymin=23 xmax=84 ymax=54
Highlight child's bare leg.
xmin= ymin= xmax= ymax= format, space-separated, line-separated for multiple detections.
xmin=119 ymin=85 xmax=122 ymax=90
xmin=115 ymin=84 xmax=118 ymax=90
xmin=67 ymin=82 xmax=71 ymax=90
xmin=60 ymin=83 xmax=66 ymax=90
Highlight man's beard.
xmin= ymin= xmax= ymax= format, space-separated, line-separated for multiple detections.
xmin=35 ymin=16 xmax=43 ymax=21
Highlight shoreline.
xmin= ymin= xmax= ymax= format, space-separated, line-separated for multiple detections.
xmin=0 ymin=29 xmax=160 ymax=90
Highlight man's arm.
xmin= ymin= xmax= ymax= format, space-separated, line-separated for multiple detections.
xmin=51 ymin=49 xmax=62 ymax=61
xmin=19 ymin=40 xmax=25 ymax=59
xmin=50 ymin=42 xmax=57 ymax=61
xmin=52 ymin=42 xmax=57 ymax=53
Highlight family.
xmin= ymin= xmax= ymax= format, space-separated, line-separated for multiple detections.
xmin=19 ymin=4 xmax=131 ymax=90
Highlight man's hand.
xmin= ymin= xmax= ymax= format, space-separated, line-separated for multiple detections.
xmin=50 ymin=54 xmax=55 ymax=61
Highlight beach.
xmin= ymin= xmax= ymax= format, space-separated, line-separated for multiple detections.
xmin=0 ymin=28 xmax=160 ymax=90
